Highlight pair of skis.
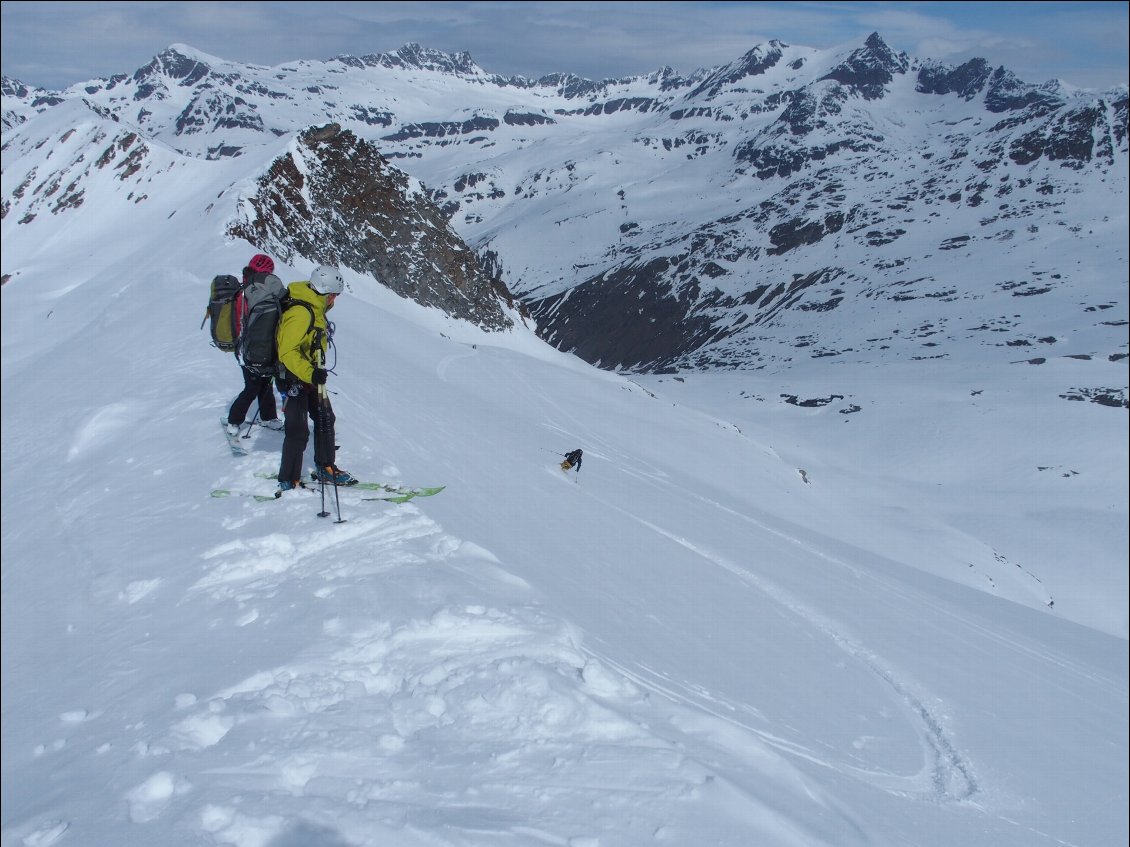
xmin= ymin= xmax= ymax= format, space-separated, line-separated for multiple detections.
xmin=211 ymin=472 xmax=444 ymax=504
xmin=220 ymin=417 xmax=285 ymax=456
xmin=221 ymin=418 xmax=251 ymax=456
xmin=216 ymin=419 xmax=443 ymax=504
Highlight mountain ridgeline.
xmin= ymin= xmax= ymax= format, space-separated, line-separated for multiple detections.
xmin=2 ymin=34 xmax=1127 ymax=378
xmin=227 ymin=123 xmax=516 ymax=330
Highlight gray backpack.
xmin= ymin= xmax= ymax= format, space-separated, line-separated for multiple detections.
xmin=235 ymin=273 xmax=290 ymax=377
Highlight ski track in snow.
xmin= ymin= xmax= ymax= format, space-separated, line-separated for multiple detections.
xmin=66 ymin=401 xmax=145 ymax=461
xmin=514 ymin=372 xmax=980 ymax=800
xmin=674 ymin=485 xmax=1123 ymax=699
xmin=500 ymin=358 xmax=988 ymax=802
xmin=14 ymin=820 xmax=69 ymax=847
xmin=613 ymin=509 xmax=976 ymax=803
xmin=552 ymin=455 xmax=980 ymax=806
xmin=435 ymin=348 xmax=477 ymax=382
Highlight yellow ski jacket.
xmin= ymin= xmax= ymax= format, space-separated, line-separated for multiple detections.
xmin=276 ymin=282 xmax=328 ymax=385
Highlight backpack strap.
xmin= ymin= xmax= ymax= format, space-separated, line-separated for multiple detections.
xmin=276 ymin=298 xmax=320 ymax=383
xmin=281 ymin=297 xmax=317 ymax=338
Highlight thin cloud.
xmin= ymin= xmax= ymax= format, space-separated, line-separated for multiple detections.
xmin=1 ymin=0 xmax=1125 ymax=90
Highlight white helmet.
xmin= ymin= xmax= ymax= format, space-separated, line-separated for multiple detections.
xmin=310 ymin=265 xmax=344 ymax=295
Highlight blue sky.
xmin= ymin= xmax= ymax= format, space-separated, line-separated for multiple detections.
xmin=1 ymin=1 xmax=1127 ymax=91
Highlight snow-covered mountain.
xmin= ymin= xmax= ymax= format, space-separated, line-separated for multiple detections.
xmin=2 ymin=35 xmax=1127 ymax=847
xmin=3 ymin=35 xmax=1127 ymax=376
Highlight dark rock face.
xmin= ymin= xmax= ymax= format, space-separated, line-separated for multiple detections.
xmin=1059 ymin=387 xmax=1128 ymax=408
xmin=227 ymin=124 xmax=514 ymax=330
xmin=143 ymin=47 xmax=212 ymax=85
xmin=344 ymin=43 xmax=482 ymax=76
xmin=526 ymin=258 xmax=730 ymax=371
xmin=1113 ymin=93 xmax=1129 ymax=146
xmin=558 ymin=97 xmax=658 ymax=116
xmin=917 ymin=58 xmax=994 ymax=99
xmin=690 ymin=42 xmax=786 ymax=99
xmin=984 ymin=68 xmax=1062 ymax=114
xmin=1 ymin=77 xmax=30 ymax=98
xmin=1009 ymin=105 xmax=1107 ymax=165
xmin=767 ymin=214 xmax=845 ymax=255
xmin=175 ymin=92 xmax=264 ymax=138
xmin=525 ymin=254 xmax=844 ymax=372
xmin=383 ymin=116 xmax=501 ymax=142
xmin=131 ymin=47 xmax=212 ymax=101
xmin=781 ymin=394 xmax=844 ymax=407
xmin=504 ymin=112 xmax=556 ymax=126
xmin=818 ymin=33 xmax=908 ymax=99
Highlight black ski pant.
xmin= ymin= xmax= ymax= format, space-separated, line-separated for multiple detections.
xmin=277 ymin=386 xmax=336 ymax=483
xmin=228 ymin=365 xmax=277 ymax=425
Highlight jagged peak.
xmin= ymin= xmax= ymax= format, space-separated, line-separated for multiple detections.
xmin=687 ymin=40 xmax=788 ymax=100
xmin=817 ymin=31 xmax=909 ymax=99
xmin=916 ymin=57 xmax=994 ymax=99
xmin=342 ymin=42 xmax=484 ymax=76
xmin=531 ymin=71 xmax=608 ymax=98
xmin=983 ymin=65 xmax=1064 ymax=113
xmin=648 ymin=65 xmax=706 ymax=91
xmin=862 ymin=32 xmax=893 ymax=56
xmin=2 ymin=76 xmax=35 ymax=98
xmin=163 ymin=43 xmax=226 ymax=65
xmin=848 ymin=32 xmax=908 ymax=74
xmin=741 ymin=40 xmax=788 ymax=64
xmin=398 ymin=42 xmax=478 ymax=72
xmin=133 ymin=44 xmax=221 ymax=86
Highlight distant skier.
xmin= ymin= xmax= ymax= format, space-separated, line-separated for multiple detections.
xmin=560 ymin=449 xmax=583 ymax=473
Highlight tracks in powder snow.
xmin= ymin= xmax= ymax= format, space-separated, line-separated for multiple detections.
xmin=571 ymin=474 xmax=982 ymax=804
xmin=501 ymin=364 xmax=980 ymax=801
xmin=481 ymin=364 xmax=985 ymax=805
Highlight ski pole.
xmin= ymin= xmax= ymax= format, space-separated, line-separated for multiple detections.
xmin=317 ymin=397 xmax=344 ymax=523
xmin=242 ymin=408 xmax=259 ymax=439
xmin=314 ymin=348 xmax=344 ymax=523
xmin=329 ymin=456 xmax=344 ymax=523
xmin=327 ymin=398 xmax=344 ymax=524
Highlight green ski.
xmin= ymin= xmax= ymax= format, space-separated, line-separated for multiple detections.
xmin=215 ymin=480 xmax=444 ymax=504
xmin=252 ymin=471 xmax=445 ymax=499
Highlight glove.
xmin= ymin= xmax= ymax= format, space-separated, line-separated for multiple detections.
xmin=311 ymin=367 xmax=328 ymax=386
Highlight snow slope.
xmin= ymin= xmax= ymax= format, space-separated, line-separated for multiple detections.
xmin=2 ymin=34 xmax=1127 ymax=847
xmin=2 ymin=238 xmax=1126 ymax=846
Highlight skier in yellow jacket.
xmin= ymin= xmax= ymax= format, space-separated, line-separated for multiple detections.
xmin=275 ymin=265 xmax=357 ymax=492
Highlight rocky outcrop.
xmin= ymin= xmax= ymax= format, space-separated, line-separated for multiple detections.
xmin=916 ymin=58 xmax=994 ymax=99
xmin=228 ymin=123 xmax=514 ymax=330
xmin=818 ymin=33 xmax=909 ymax=99
xmin=337 ymin=43 xmax=483 ymax=76
xmin=690 ymin=42 xmax=786 ymax=100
